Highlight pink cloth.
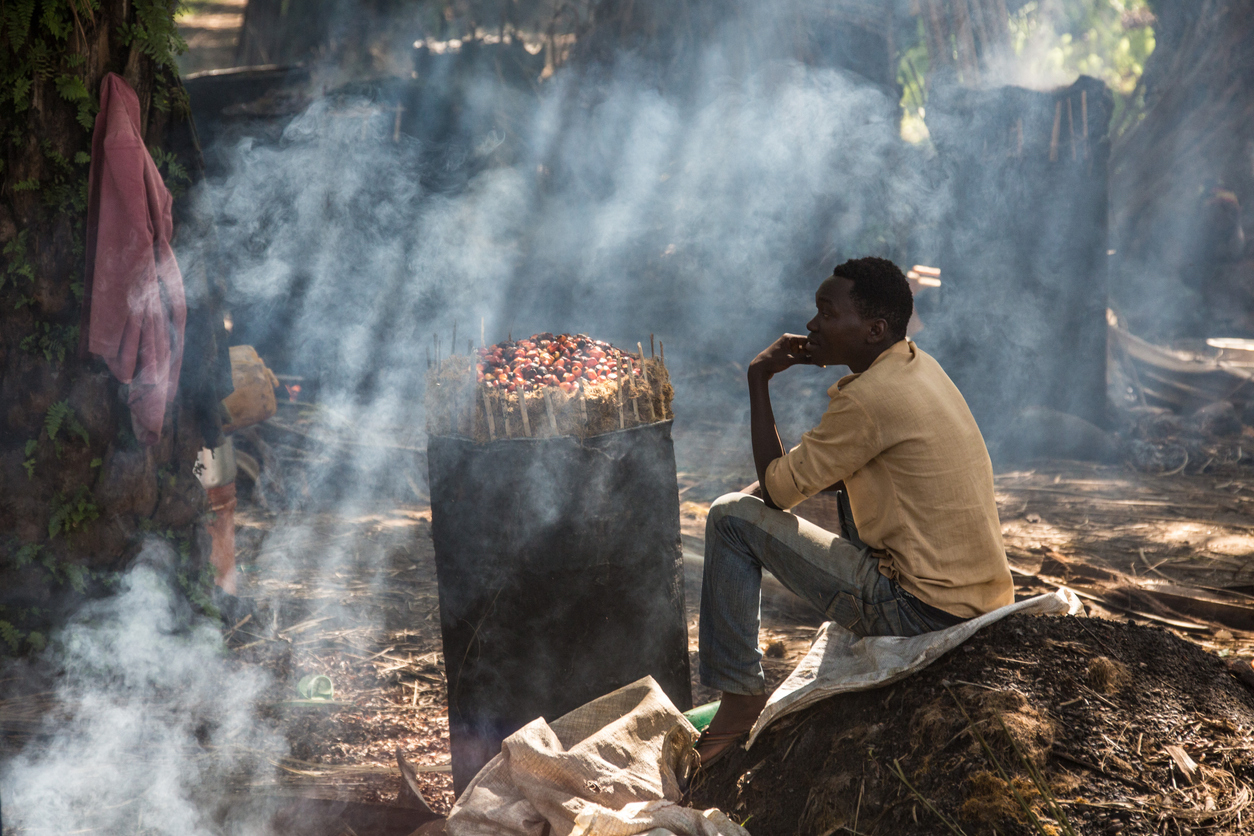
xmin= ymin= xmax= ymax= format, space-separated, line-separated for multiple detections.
xmin=80 ymin=73 xmax=186 ymax=446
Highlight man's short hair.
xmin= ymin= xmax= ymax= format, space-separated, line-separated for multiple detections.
xmin=832 ymin=257 xmax=913 ymax=341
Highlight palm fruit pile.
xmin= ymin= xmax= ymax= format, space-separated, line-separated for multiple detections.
xmin=426 ymin=333 xmax=673 ymax=441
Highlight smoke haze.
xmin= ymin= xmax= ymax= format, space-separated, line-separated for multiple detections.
xmin=2 ymin=0 xmax=1154 ymax=829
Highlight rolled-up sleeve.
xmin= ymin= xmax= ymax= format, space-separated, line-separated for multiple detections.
xmin=763 ymin=393 xmax=880 ymax=510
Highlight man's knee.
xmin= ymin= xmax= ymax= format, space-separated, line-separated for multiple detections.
xmin=706 ymin=491 xmax=765 ymax=532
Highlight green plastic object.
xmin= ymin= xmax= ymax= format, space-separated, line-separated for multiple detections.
xmin=296 ymin=674 xmax=334 ymax=701
xmin=683 ymin=700 xmax=721 ymax=735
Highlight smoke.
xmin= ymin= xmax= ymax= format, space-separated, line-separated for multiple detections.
xmin=2 ymin=1 xmax=1087 ymax=828
xmin=1 ymin=542 xmax=283 ymax=834
xmin=195 ymin=18 xmax=942 ymax=457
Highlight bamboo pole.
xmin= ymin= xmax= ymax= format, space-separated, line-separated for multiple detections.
xmin=519 ymin=394 xmax=531 ymax=437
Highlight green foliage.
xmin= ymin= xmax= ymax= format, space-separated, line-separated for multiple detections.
xmin=0 ymin=620 xmax=23 ymax=653
xmin=47 ymin=485 xmax=99 ymax=538
xmin=12 ymin=541 xmax=42 ymax=567
xmin=22 ymin=396 xmax=91 ymax=488
xmin=149 ymin=144 xmax=191 ymax=196
xmin=118 ymin=0 xmax=187 ymax=71
xmin=20 ymin=321 xmax=79 ymax=363
xmin=141 ymin=522 xmax=215 ymax=613
xmin=55 ymin=71 xmax=93 ymax=128
xmin=901 ymin=0 xmax=1156 ymax=143
xmin=44 ymin=398 xmax=89 ymax=456
xmin=23 ymin=438 xmax=38 ymax=479
xmin=2 ymin=230 xmax=36 ymax=294
xmin=1009 ymin=0 xmax=1156 ymax=129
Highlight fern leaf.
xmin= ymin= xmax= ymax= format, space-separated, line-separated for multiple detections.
xmin=0 ymin=620 xmax=23 ymax=654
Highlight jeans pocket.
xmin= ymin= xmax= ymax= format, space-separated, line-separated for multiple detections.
xmin=825 ymin=591 xmax=864 ymax=632
xmin=891 ymin=589 xmax=939 ymax=636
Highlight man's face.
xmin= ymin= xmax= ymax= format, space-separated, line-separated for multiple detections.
xmin=805 ymin=276 xmax=877 ymax=367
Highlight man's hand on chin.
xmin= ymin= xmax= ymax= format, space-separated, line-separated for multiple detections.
xmin=749 ymin=333 xmax=812 ymax=380
xmin=748 ymin=334 xmax=810 ymax=511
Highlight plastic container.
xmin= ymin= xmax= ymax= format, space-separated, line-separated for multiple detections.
xmin=428 ymin=421 xmax=692 ymax=793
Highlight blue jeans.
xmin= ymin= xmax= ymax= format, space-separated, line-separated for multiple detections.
xmin=698 ymin=492 xmax=960 ymax=696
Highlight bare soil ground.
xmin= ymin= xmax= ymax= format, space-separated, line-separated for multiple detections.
xmin=213 ymin=422 xmax=1254 ymax=822
xmin=4 ymin=419 xmax=1254 ymax=832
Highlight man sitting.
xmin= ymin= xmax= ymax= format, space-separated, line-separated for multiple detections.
xmin=696 ymin=257 xmax=1013 ymax=764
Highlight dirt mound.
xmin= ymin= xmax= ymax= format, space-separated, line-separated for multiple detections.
xmin=690 ymin=615 xmax=1254 ymax=836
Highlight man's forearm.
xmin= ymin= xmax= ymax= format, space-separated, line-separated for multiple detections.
xmin=748 ymin=367 xmax=785 ymax=509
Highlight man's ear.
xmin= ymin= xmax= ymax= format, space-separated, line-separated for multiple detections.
xmin=866 ymin=318 xmax=889 ymax=343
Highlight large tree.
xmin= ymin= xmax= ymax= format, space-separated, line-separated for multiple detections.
xmin=0 ymin=0 xmax=213 ymax=651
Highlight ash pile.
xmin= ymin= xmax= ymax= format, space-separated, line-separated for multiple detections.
xmin=425 ymin=332 xmax=690 ymax=793
xmin=691 ymin=614 xmax=1254 ymax=836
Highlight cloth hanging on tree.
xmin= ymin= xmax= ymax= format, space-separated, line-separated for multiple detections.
xmin=79 ymin=72 xmax=186 ymax=446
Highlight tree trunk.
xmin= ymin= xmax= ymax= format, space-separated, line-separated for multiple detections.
xmin=1111 ymin=0 xmax=1254 ymax=333
xmin=0 ymin=0 xmax=212 ymax=651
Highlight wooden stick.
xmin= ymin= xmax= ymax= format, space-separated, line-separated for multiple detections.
xmin=425 ymin=347 xmax=431 ymax=370
xmin=543 ymin=388 xmax=559 ymax=435
xmin=434 ymin=334 xmax=440 ymax=370
xmin=1081 ymin=89 xmax=1089 ymax=161
xmin=480 ymin=317 xmax=486 ymax=348
xmin=659 ymin=341 xmax=665 ymax=366
xmin=501 ymin=395 xmax=513 ymax=438
xmin=519 ymin=393 xmax=531 ymax=437
xmin=1049 ymin=100 xmax=1061 ymax=162
xmin=483 ymin=390 xmax=496 ymax=441
xmin=1067 ymin=97 xmax=1076 ymax=161
xmin=617 ymin=365 xmax=625 ymax=430
xmin=577 ymin=380 xmax=589 ymax=425
xmin=621 ymin=358 xmax=639 ymax=423
xmin=650 ymin=334 xmax=655 ymax=358
xmin=638 ymin=343 xmax=656 ymax=421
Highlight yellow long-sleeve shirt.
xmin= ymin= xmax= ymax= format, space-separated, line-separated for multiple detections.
xmin=764 ymin=339 xmax=1013 ymax=618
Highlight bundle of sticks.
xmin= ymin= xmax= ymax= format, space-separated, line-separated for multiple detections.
xmin=425 ymin=330 xmax=674 ymax=441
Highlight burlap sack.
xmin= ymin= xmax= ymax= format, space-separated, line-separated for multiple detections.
xmin=447 ymin=677 xmax=749 ymax=836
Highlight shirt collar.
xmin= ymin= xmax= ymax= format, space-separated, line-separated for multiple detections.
xmin=830 ymin=338 xmax=915 ymax=394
